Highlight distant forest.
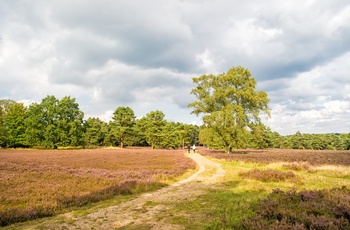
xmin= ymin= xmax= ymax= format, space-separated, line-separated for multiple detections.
xmin=0 ymin=96 xmax=349 ymax=150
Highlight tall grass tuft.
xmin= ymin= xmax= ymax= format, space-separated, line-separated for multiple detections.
xmin=282 ymin=162 xmax=314 ymax=172
xmin=239 ymin=169 xmax=299 ymax=182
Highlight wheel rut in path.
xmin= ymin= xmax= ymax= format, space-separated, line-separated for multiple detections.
xmin=46 ymin=152 xmax=225 ymax=229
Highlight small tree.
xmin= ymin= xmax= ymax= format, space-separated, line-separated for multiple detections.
xmin=4 ymin=102 xmax=27 ymax=148
xmin=57 ymin=96 xmax=84 ymax=146
xmin=111 ymin=106 xmax=136 ymax=148
xmin=0 ymin=104 xmax=5 ymax=147
xmin=84 ymin=117 xmax=105 ymax=147
xmin=139 ymin=110 xmax=166 ymax=149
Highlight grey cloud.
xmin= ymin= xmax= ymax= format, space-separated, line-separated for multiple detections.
xmin=287 ymin=101 xmax=323 ymax=112
xmin=4 ymin=0 xmax=350 ymax=80
xmin=256 ymin=4 xmax=350 ymax=79
xmin=49 ymin=0 xmax=196 ymax=71
xmin=1 ymin=0 xmax=350 ymax=135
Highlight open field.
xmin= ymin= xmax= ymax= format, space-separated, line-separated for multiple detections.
xmin=200 ymin=148 xmax=350 ymax=166
xmin=0 ymin=148 xmax=196 ymax=226
xmin=2 ymin=148 xmax=350 ymax=229
xmin=187 ymin=148 xmax=350 ymax=229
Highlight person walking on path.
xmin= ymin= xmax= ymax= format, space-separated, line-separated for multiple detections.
xmin=193 ymin=144 xmax=196 ymax=153
xmin=187 ymin=145 xmax=191 ymax=153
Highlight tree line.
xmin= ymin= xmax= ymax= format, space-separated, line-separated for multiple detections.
xmin=1 ymin=96 xmax=349 ymax=150
xmin=1 ymin=66 xmax=349 ymax=151
xmin=0 ymin=96 xmax=199 ymax=149
xmin=266 ymin=130 xmax=350 ymax=150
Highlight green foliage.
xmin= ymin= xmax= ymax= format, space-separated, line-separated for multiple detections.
xmin=131 ymin=119 xmax=148 ymax=146
xmin=24 ymin=96 xmax=84 ymax=148
xmin=0 ymin=100 xmax=17 ymax=147
xmin=0 ymin=105 xmax=5 ymax=147
xmin=138 ymin=110 xmax=166 ymax=149
xmin=84 ymin=117 xmax=106 ymax=147
xmin=3 ymin=102 xmax=27 ymax=148
xmin=1 ymin=94 xmax=349 ymax=150
xmin=189 ymin=66 xmax=270 ymax=152
xmin=0 ymin=95 xmax=201 ymax=149
xmin=248 ymin=123 xmax=271 ymax=149
xmin=24 ymin=102 xmax=44 ymax=147
xmin=111 ymin=106 xmax=136 ymax=148
xmin=279 ymin=132 xmax=349 ymax=150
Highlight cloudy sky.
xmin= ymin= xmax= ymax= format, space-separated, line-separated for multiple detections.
xmin=1 ymin=0 xmax=349 ymax=135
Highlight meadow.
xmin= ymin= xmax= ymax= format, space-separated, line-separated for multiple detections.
xmin=175 ymin=148 xmax=350 ymax=229
xmin=2 ymin=148 xmax=350 ymax=229
xmin=0 ymin=148 xmax=196 ymax=227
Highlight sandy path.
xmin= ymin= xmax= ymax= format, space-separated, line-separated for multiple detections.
xmin=38 ymin=152 xmax=225 ymax=229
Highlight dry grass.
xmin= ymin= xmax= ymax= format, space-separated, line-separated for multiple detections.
xmin=0 ymin=148 xmax=195 ymax=226
xmin=239 ymin=169 xmax=299 ymax=182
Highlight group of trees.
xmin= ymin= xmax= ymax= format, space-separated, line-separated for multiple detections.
xmin=267 ymin=131 xmax=350 ymax=150
xmin=0 ymin=97 xmax=199 ymax=149
xmin=1 ymin=66 xmax=349 ymax=151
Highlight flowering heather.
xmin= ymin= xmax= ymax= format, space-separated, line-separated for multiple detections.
xmin=0 ymin=148 xmax=195 ymax=226
xmin=241 ymin=186 xmax=350 ymax=229
xmin=200 ymin=148 xmax=350 ymax=166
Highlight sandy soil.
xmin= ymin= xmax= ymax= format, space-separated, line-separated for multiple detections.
xmin=37 ymin=152 xmax=225 ymax=230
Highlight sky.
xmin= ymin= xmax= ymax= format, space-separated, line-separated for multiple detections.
xmin=0 ymin=0 xmax=350 ymax=135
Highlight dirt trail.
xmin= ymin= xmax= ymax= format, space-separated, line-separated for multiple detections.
xmin=38 ymin=152 xmax=225 ymax=229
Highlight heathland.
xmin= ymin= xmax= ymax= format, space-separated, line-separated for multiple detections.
xmin=2 ymin=147 xmax=350 ymax=229
xmin=0 ymin=148 xmax=195 ymax=227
